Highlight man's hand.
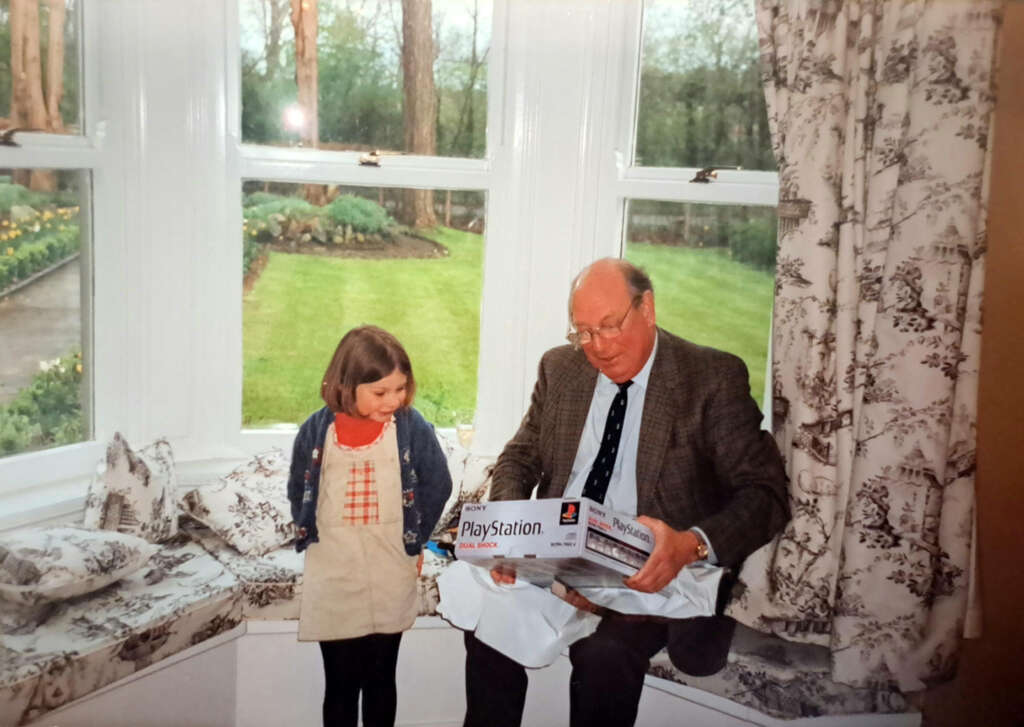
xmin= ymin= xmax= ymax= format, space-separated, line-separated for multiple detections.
xmin=624 ymin=516 xmax=700 ymax=593
xmin=551 ymin=581 xmax=602 ymax=614
xmin=490 ymin=565 xmax=517 ymax=585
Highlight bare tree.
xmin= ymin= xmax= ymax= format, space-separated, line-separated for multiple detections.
xmin=290 ymin=0 xmax=327 ymax=205
xmin=400 ymin=0 xmax=437 ymax=228
xmin=260 ymin=0 xmax=290 ymax=82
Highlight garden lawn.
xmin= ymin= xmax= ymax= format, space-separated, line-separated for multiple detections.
xmin=243 ymin=227 xmax=482 ymax=428
xmin=625 ymin=243 xmax=774 ymax=406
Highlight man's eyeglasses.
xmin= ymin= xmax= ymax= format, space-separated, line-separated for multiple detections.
xmin=566 ymin=296 xmax=640 ymax=348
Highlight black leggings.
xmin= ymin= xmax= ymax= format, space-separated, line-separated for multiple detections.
xmin=319 ymin=632 xmax=403 ymax=727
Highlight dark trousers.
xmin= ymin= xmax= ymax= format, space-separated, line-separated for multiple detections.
xmin=319 ymin=632 xmax=403 ymax=727
xmin=463 ymin=618 xmax=669 ymax=727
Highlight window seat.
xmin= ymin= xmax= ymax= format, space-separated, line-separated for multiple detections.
xmin=0 ymin=533 xmax=242 ymax=727
xmin=2 ymin=466 xmax=911 ymax=727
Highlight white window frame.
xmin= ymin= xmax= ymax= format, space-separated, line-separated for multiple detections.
xmin=226 ymin=0 xmax=509 ymax=455
xmin=0 ymin=0 xmax=781 ymax=530
xmin=0 ymin=0 xmax=119 ymax=528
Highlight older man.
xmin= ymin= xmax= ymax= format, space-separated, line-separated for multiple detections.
xmin=462 ymin=258 xmax=789 ymax=727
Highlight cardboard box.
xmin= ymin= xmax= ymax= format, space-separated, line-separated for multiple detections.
xmin=453 ymin=497 xmax=654 ymax=588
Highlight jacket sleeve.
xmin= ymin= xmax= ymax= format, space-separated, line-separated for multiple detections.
xmin=411 ymin=412 xmax=453 ymax=543
xmin=691 ymin=354 xmax=790 ymax=568
xmin=287 ymin=419 xmax=310 ymax=524
xmin=490 ymin=352 xmax=549 ymax=501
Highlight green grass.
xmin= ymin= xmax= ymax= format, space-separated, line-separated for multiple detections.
xmin=242 ymin=227 xmax=482 ymax=428
xmin=242 ymin=235 xmax=774 ymax=428
xmin=625 ymin=243 xmax=774 ymax=405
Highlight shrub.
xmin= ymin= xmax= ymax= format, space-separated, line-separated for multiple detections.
xmin=243 ymin=191 xmax=287 ymax=208
xmin=0 ymin=350 xmax=84 ymax=456
xmin=242 ymin=197 xmax=317 ymax=222
xmin=324 ymin=195 xmax=395 ymax=236
xmin=0 ymin=226 xmax=80 ymax=291
xmin=0 ymin=182 xmax=47 ymax=212
xmin=728 ymin=216 xmax=777 ymax=271
xmin=243 ymin=235 xmax=264 ymax=276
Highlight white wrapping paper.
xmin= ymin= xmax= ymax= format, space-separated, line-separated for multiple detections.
xmin=437 ymin=560 xmax=724 ymax=667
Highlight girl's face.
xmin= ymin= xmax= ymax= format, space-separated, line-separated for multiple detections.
xmin=354 ymin=368 xmax=408 ymax=422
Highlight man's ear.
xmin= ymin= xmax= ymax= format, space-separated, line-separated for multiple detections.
xmin=641 ymin=290 xmax=656 ymax=325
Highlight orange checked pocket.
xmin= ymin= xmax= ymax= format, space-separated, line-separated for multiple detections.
xmin=342 ymin=461 xmax=380 ymax=525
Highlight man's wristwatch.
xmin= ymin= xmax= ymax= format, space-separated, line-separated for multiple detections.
xmin=690 ymin=530 xmax=709 ymax=561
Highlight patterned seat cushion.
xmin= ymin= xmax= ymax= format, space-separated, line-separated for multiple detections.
xmin=0 ymin=534 xmax=241 ymax=727
xmin=646 ymin=623 xmax=910 ymax=719
xmin=180 ymin=519 xmax=303 ymax=620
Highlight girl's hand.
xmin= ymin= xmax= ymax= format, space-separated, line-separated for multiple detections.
xmin=417 ymin=551 xmax=424 ymax=576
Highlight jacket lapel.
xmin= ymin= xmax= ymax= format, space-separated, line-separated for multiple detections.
xmin=636 ymin=329 xmax=678 ymax=504
xmin=550 ymin=354 xmax=597 ymax=492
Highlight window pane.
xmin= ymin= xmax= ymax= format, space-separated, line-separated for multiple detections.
xmin=624 ymin=199 xmax=775 ymax=404
xmin=0 ymin=170 xmax=89 ymax=457
xmin=242 ymin=182 xmax=485 ymax=428
xmin=634 ymin=0 xmax=774 ymax=170
xmin=240 ymin=0 xmax=490 ymax=158
xmin=0 ymin=0 xmax=82 ymax=135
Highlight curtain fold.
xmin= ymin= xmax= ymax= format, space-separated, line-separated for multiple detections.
xmin=726 ymin=0 xmax=1001 ymax=692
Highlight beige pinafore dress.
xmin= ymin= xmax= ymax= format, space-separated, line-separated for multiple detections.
xmin=298 ymin=420 xmax=419 ymax=641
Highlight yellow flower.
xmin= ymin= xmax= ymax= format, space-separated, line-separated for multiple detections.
xmin=75 ymin=363 xmax=83 ymax=374
xmin=5 ymin=247 xmax=13 ymax=256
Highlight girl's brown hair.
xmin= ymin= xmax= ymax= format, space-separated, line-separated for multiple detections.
xmin=320 ymin=326 xmax=416 ymax=415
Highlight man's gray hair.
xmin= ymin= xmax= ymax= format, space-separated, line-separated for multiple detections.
xmin=567 ymin=258 xmax=654 ymax=320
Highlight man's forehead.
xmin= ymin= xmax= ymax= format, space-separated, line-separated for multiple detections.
xmin=572 ymin=286 xmax=629 ymax=324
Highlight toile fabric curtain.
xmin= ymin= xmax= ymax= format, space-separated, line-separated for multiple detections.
xmin=725 ymin=0 xmax=1002 ymax=692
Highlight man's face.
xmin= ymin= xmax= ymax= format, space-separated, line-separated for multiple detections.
xmin=570 ymin=265 xmax=656 ymax=384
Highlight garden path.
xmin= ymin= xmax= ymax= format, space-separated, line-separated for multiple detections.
xmin=0 ymin=258 xmax=81 ymax=404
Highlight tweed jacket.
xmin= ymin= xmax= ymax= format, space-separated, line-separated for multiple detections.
xmin=491 ymin=327 xmax=788 ymax=570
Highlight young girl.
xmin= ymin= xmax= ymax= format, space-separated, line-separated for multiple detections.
xmin=288 ymin=326 xmax=452 ymax=727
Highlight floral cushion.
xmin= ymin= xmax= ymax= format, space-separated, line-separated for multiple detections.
xmin=432 ymin=448 xmax=494 ymax=544
xmin=0 ymin=526 xmax=158 ymax=606
xmin=179 ymin=449 xmax=295 ymax=556
xmin=0 ymin=534 xmax=240 ymax=727
xmin=83 ymin=432 xmax=179 ymax=543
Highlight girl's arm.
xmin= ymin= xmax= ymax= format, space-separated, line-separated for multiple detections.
xmin=410 ymin=411 xmax=453 ymax=543
xmin=287 ymin=420 xmax=310 ymax=524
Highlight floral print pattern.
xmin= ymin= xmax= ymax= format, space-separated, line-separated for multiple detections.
xmin=83 ymin=433 xmax=179 ymax=543
xmin=0 ymin=534 xmax=241 ymax=726
xmin=0 ymin=527 xmax=158 ymax=606
xmin=179 ymin=449 xmax=296 ymax=556
xmin=726 ymin=0 xmax=1001 ymax=692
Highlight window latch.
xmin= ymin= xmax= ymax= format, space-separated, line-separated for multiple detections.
xmin=690 ymin=165 xmax=741 ymax=183
xmin=358 ymin=149 xmax=408 ymax=167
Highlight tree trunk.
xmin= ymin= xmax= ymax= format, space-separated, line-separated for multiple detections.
xmin=401 ymin=0 xmax=437 ymax=228
xmin=10 ymin=0 xmax=56 ymax=191
xmin=45 ymin=0 xmax=66 ymax=132
xmin=290 ymin=0 xmax=327 ymax=205
xmin=264 ymin=0 xmax=287 ymax=82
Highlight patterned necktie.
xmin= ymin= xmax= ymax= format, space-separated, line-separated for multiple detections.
xmin=581 ymin=380 xmax=633 ymax=504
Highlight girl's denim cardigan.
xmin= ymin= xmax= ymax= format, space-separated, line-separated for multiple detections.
xmin=287 ymin=406 xmax=453 ymax=555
